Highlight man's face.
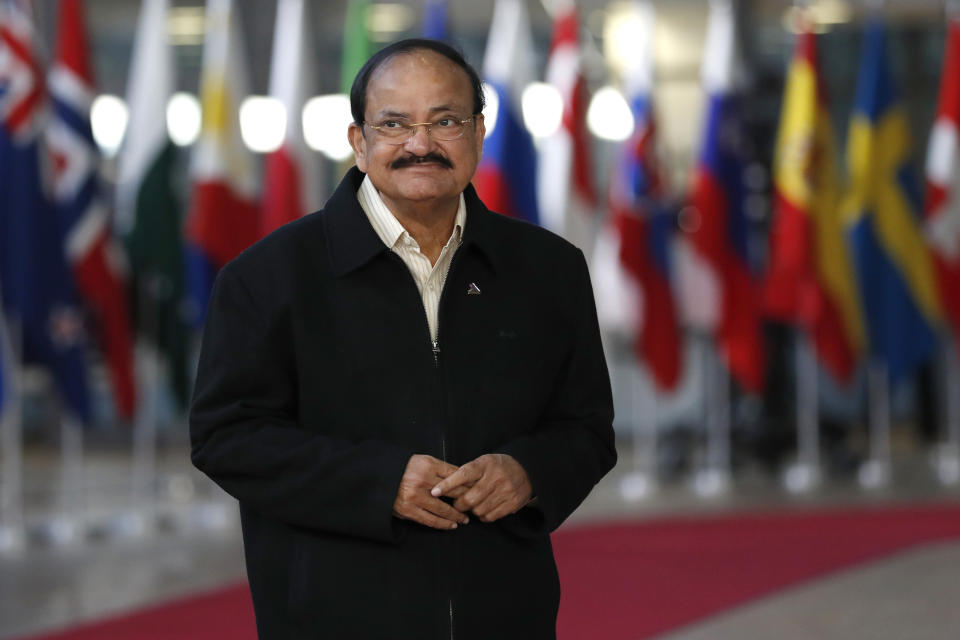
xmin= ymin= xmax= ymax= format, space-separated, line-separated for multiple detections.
xmin=348 ymin=50 xmax=485 ymax=211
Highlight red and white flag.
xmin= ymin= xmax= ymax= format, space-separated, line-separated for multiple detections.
xmin=925 ymin=15 xmax=960 ymax=348
xmin=260 ymin=0 xmax=323 ymax=237
xmin=537 ymin=4 xmax=597 ymax=259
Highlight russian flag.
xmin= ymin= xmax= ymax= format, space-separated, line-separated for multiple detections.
xmin=0 ymin=0 xmax=91 ymax=422
xmin=473 ymin=0 xmax=539 ymax=225
xmin=687 ymin=0 xmax=764 ymax=393
xmin=844 ymin=19 xmax=942 ymax=383
xmin=185 ymin=0 xmax=259 ymax=325
xmin=47 ymin=0 xmax=137 ymax=419
xmin=924 ymin=16 xmax=960 ymax=355
xmin=422 ymin=0 xmax=448 ymax=41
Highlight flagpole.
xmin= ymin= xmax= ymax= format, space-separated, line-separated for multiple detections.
xmin=784 ymin=330 xmax=821 ymax=492
xmin=44 ymin=413 xmax=85 ymax=546
xmin=0 ymin=320 xmax=25 ymax=554
xmin=130 ymin=340 xmax=158 ymax=535
xmin=619 ymin=360 xmax=657 ymax=500
xmin=694 ymin=334 xmax=731 ymax=497
xmin=859 ymin=359 xmax=891 ymax=488
xmin=111 ymin=278 xmax=159 ymax=538
xmin=932 ymin=336 xmax=960 ymax=485
xmin=130 ymin=278 xmax=160 ymax=536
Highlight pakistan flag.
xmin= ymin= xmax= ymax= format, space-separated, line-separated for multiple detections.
xmin=115 ymin=0 xmax=190 ymax=409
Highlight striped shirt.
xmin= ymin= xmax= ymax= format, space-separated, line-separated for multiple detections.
xmin=357 ymin=175 xmax=466 ymax=342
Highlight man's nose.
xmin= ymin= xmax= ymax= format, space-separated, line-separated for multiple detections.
xmin=403 ymin=124 xmax=433 ymax=153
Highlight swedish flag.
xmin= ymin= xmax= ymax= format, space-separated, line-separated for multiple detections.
xmin=844 ymin=20 xmax=942 ymax=382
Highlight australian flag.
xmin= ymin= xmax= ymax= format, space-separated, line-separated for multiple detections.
xmin=0 ymin=0 xmax=91 ymax=422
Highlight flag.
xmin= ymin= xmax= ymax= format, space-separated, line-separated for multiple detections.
xmin=422 ymin=0 xmax=448 ymax=41
xmin=0 ymin=285 xmax=15 ymax=419
xmin=115 ymin=0 xmax=190 ymax=408
xmin=687 ymin=0 xmax=764 ymax=393
xmin=763 ymin=23 xmax=864 ymax=384
xmin=537 ymin=3 xmax=597 ymax=257
xmin=0 ymin=0 xmax=91 ymax=421
xmin=843 ymin=19 xmax=942 ymax=383
xmin=596 ymin=0 xmax=681 ymax=391
xmin=924 ymin=16 xmax=960 ymax=352
xmin=47 ymin=0 xmax=137 ymax=419
xmin=184 ymin=0 xmax=259 ymax=326
xmin=473 ymin=0 xmax=539 ymax=224
xmin=260 ymin=0 xmax=323 ymax=237
xmin=341 ymin=0 xmax=372 ymax=95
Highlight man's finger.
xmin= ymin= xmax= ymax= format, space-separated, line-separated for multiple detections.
xmin=477 ymin=498 xmax=517 ymax=523
xmin=443 ymin=485 xmax=469 ymax=500
xmin=403 ymin=506 xmax=461 ymax=530
xmin=433 ymin=460 xmax=460 ymax=478
xmin=470 ymin=488 xmax=509 ymax=518
xmin=431 ymin=463 xmax=481 ymax=497
xmin=453 ymin=482 xmax=494 ymax=513
xmin=422 ymin=496 xmax=469 ymax=525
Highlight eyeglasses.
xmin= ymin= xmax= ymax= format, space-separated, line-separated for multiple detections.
xmin=364 ymin=116 xmax=475 ymax=144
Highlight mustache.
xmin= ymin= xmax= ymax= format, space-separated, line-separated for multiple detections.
xmin=390 ymin=153 xmax=453 ymax=169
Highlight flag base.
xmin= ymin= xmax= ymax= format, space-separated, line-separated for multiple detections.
xmin=692 ymin=467 xmax=731 ymax=497
xmin=0 ymin=524 xmax=25 ymax=554
xmin=858 ymin=459 xmax=891 ymax=489
xmin=930 ymin=444 xmax=960 ymax=486
xmin=619 ymin=471 xmax=656 ymax=501
xmin=782 ymin=460 xmax=822 ymax=494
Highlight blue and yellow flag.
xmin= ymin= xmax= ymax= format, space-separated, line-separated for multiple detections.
xmin=843 ymin=20 xmax=942 ymax=382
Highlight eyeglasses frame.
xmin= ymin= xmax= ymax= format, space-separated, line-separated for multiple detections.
xmin=363 ymin=115 xmax=477 ymax=144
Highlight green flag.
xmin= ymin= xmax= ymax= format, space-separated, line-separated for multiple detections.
xmin=341 ymin=0 xmax=372 ymax=94
xmin=115 ymin=0 xmax=191 ymax=409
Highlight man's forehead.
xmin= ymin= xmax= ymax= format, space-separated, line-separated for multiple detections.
xmin=366 ymin=50 xmax=472 ymax=105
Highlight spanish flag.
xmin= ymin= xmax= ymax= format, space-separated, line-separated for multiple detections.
xmin=844 ymin=19 xmax=942 ymax=383
xmin=764 ymin=24 xmax=864 ymax=384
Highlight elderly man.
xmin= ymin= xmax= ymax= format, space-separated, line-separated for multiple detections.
xmin=190 ymin=39 xmax=615 ymax=639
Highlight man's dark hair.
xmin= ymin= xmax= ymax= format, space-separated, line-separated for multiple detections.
xmin=349 ymin=38 xmax=485 ymax=125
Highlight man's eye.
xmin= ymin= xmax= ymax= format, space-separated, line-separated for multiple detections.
xmin=435 ymin=118 xmax=456 ymax=128
xmin=381 ymin=120 xmax=405 ymax=129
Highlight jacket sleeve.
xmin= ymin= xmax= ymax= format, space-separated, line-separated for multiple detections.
xmin=190 ymin=263 xmax=414 ymax=544
xmin=495 ymin=248 xmax=617 ymax=538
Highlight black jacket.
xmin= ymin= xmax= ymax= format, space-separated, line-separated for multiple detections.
xmin=190 ymin=167 xmax=616 ymax=639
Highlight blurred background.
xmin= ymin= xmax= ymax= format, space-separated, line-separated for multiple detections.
xmin=2 ymin=0 xmax=960 ymax=638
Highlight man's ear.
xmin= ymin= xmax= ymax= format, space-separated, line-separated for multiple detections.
xmin=348 ymin=123 xmax=367 ymax=172
xmin=473 ymin=113 xmax=485 ymax=157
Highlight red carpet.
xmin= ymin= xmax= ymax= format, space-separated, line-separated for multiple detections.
xmin=21 ymin=502 xmax=960 ymax=640
xmin=554 ymin=502 xmax=960 ymax=638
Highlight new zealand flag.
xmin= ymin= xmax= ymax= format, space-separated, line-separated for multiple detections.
xmin=0 ymin=0 xmax=90 ymax=421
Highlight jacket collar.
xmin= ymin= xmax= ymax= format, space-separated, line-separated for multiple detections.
xmin=324 ymin=166 xmax=501 ymax=277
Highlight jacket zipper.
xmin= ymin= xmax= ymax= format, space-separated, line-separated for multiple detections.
xmin=387 ymin=251 xmax=457 ymax=640
xmin=449 ymin=598 xmax=455 ymax=640
xmin=434 ymin=252 xmax=460 ymax=640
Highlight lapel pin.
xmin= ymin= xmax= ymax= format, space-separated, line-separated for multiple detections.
xmin=467 ymin=282 xmax=481 ymax=295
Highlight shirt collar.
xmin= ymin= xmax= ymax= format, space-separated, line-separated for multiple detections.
xmin=322 ymin=167 xmax=500 ymax=277
xmin=357 ymin=174 xmax=466 ymax=252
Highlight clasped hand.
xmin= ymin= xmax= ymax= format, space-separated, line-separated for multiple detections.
xmin=392 ymin=453 xmax=532 ymax=530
